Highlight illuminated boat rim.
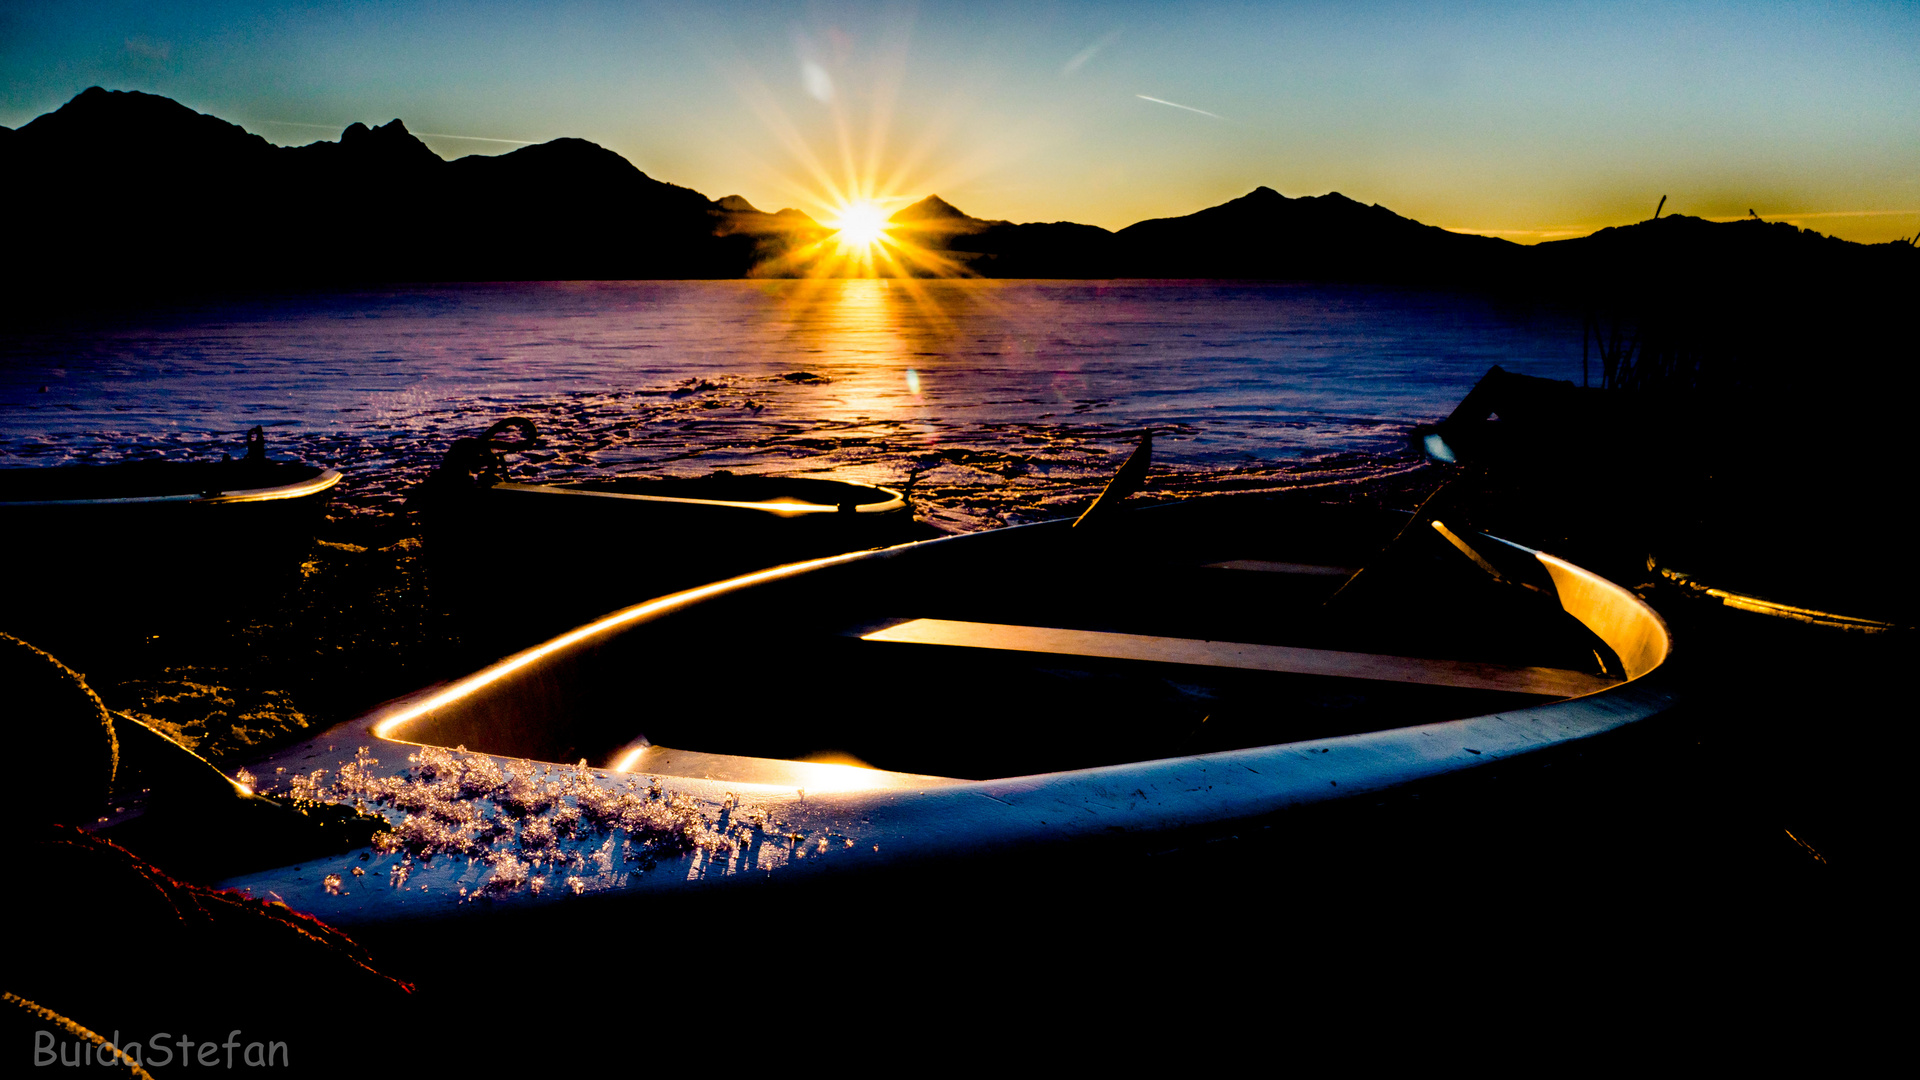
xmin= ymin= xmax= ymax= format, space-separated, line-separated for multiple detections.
xmin=0 ymin=468 xmax=342 ymax=508
xmin=495 ymin=478 xmax=910 ymax=517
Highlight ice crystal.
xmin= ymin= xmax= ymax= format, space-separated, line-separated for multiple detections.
xmin=484 ymin=856 xmax=528 ymax=894
xmin=287 ymin=768 xmax=330 ymax=802
xmin=296 ymin=746 xmax=767 ymax=898
xmin=519 ymin=815 xmax=558 ymax=856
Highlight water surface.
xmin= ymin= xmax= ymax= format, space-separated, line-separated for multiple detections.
xmin=1 ymin=280 xmax=1582 ymax=527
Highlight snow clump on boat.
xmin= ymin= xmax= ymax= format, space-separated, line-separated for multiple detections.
xmin=281 ymin=745 xmax=760 ymax=897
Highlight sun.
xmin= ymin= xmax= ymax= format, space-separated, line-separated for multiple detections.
xmin=751 ymin=191 xmax=972 ymax=278
xmin=829 ymin=201 xmax=892 ymax=251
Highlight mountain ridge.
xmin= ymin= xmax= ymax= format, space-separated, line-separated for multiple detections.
xmin=4 ymin=88 xmax=1912 ymax=300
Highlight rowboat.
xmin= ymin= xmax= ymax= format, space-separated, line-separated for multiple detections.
xmin=215 ymin=485 xmax=1675 ymax=929
xmin=1645 ymin=468 xmax=1913 ymax=635
xmin=1416 ymin=366 xmax=1914 ymax=635
xmin=0 ymin=431 xmax=340 ymax=640
xmin=415 ymin=419 xmax=923 ymax=649
xmin=1650 ymin=556 xmax=1910 ymax=634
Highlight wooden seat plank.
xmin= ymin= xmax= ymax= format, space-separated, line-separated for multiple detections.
xmin=859 ymin=618 xmax=1619 ymax=698
xmin=1202 ymin=560 xmax=1354 ymax=576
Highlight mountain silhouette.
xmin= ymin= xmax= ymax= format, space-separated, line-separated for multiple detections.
xmin=1115 ymin=187 xmax=1519 ymax=281
xmin=881 ymin=188 xmax=1524 ymax=280
xmin=887 ymin=196 xmax=1120 ymax=276
xmin=1534 ymin=210 xmax=1917 ymax=296
xmin=712 ymin=195 xmax=829 ymax=273
xmin=331 ymin=118 xmax=445 ymax=171
xmin=3 ymin=88 xmax=1913 ymax=303
xmin=4 ymin=88 xmax=752 ymax=293
xmin=890 ymin=194 xmax=995 ymax=228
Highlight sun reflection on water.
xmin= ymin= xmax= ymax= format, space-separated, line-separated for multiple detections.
xmin=700 ymin=12 xmax=1040 ymax=454
xmin=762 ymin=278 xmax=979 ymax=429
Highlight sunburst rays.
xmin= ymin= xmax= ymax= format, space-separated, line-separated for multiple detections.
xmin=737 ymin=189 xmax=978 ymax=281
xmin=716 ymin=23 xmax=992 ymax=282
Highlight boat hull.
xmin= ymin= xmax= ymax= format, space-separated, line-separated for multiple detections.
xmin=218 ymin=492 xmax=1675 ymax=927
xmin=0 ymin=460 xmax=341 ymax=642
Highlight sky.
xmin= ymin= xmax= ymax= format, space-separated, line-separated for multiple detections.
xmin=3 ymin=0 xmax=1916 ymax=243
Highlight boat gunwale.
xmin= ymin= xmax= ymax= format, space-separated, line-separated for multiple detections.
xmin=486 ymin=479 xmax=908 ymax=516
xmin=0 ymin=467 xmax=342 ymax=508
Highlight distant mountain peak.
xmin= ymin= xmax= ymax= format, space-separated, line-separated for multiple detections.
xmin=890 ymin=194 xmax=1011 ymax=237
xmin=341 ymin=117 xmax=413 ymax=140
xmin=52 ymin=86 xmax=208 ymax=126
xmin=891 ymin=194 xmax=973 ymax=223
xmin=334 ymin=116 xmax=442 ymax=168
xmin=714 ymin=194 xmax=821 ymax=225
xmin=19 ymin=85 xmax=267 ymax=156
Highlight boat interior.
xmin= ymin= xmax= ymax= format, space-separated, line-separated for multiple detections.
xmin=388 ymin=496 xmax=1664 ymax=784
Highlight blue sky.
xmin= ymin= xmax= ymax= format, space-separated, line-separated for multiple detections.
xmin=4 ymin=1 xmax=1915 ymax=242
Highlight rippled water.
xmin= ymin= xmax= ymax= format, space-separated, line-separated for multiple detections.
xmin=1 ymin=280 xmax=1582 ymax=528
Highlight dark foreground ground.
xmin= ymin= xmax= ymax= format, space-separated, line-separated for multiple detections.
xmin=4 ymin=446 xmax=1904 ymax=1072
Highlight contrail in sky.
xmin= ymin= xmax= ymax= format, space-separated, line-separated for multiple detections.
xmin=1135 ymin=95 xmax=1224 ymax=120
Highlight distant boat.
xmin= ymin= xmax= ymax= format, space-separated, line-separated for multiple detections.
xmin=217 ymin=489 xmax=1675 ymax=926
xmin=1415 ymin=366 xmax=1914 ymax=634
xmin=0 ymin=429 xmax=340 ymax=639
xmin=414 ymin=419 xmax=924 ymax=651
xmin=1649 ymin=552 xmax=1911 ymax=635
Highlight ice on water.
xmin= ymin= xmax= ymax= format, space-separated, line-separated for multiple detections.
xmin=0 ymin=281 xmax=1581 ymax=530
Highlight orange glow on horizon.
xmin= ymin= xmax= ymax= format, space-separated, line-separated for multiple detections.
xmin=746 ymin=189 xmax=974 ymax=281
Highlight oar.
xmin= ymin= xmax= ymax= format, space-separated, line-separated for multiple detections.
xmin=1324 ymin=475 xmax=1561 ymax=619
xmin=1073 ymin=431 xmax=1153 ymax=530
xmin=1320 ymin=477 xmax=1460 ymax=612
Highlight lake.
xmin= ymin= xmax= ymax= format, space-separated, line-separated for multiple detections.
xmin=1 ymin=279 xmax=1582 ymax=528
